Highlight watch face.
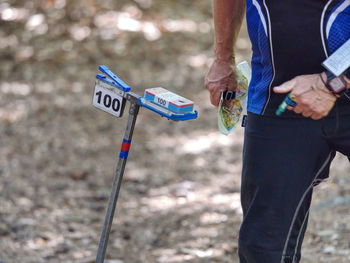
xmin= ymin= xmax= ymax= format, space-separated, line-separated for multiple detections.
xmin=329 ymin=77 xmax=346 ymax=93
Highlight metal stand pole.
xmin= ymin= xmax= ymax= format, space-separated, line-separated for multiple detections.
xmin=95 ymin=99 xmax=140 ymax=263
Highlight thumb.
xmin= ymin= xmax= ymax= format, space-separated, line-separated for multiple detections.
xmin=273 ymin=80 xmax=296 ymax=94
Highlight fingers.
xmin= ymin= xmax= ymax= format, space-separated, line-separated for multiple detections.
xmin=205 ymin=77 xmax=236 ymax=107
xmin=273 ymin=79 xmax=297 ymax=94
xmin=293 ymin=105 xmax=303 ymax=114
xmin=311 ymin=113 xmax=323 ymax=120
xmin=205 ymin=60 xmax=236 ymax=107
xmin=209 ymin=88 xmax=222 ymax=106
xmin=290 ymin=103 xmax=329 ymax=119
xmin=292 ymin=107 xmax=323 ymax=119
xmin=276 ymin=74 xmax=336 ymax=120
xmin=205 ymin=81 xmax=227 ymax=107
xmin=302 ymin=111 xmax=313 ymax=118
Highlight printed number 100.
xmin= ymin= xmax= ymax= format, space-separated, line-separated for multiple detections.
xmin=95 ymin=91 xmax=120 ymax=112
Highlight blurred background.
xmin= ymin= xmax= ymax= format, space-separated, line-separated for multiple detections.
xmin=0 ymin=0 xmax=349 ymax=262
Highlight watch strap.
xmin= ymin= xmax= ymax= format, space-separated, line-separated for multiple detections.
xmin=324 ymin=70 xmax=347 ymax=94
xmin=325 ymin=70 xmax=335 ymax=81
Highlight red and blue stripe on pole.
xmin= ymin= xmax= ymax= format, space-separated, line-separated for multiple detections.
xmin=119 ymin=139 xmax=131 ymax=159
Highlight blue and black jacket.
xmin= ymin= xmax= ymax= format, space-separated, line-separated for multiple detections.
xmin=246 ymin=0 xmax=350 ymax=116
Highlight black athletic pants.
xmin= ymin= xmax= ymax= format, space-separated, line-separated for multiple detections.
xmin=238 ymin=112 xmax=350 ymax=263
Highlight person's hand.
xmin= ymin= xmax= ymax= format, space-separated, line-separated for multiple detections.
xmin=205 ymin=59 xmax=237 ymax=107
xmin=273 ymin=73 xmax=337 ymax=120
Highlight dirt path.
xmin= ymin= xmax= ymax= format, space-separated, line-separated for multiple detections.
xmin=0 ymin=1 xmax=349 ymax=262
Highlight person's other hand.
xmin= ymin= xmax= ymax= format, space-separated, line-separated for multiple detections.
xmin=205 ymin=59 xmax=237 ymax=107
xmin=274 ymin=73 xmax=337 ymax=120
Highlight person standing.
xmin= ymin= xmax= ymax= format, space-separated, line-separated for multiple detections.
xmin=205 ymin=1 xmax=350 ymax=262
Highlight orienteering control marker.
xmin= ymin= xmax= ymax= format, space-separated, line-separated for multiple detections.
xmin=92 ymin=66 xmax=197 ymax=263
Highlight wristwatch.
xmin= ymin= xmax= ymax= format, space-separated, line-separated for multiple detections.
xmin=325 ymin=70 xmax=348 ymax=94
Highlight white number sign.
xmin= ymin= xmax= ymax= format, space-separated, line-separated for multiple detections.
xmin=92 ymin=81 xmax=125 ymax=117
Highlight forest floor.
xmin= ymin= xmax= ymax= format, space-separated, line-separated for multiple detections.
xmin=0 ymin=0 xmax=350 ymax=262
